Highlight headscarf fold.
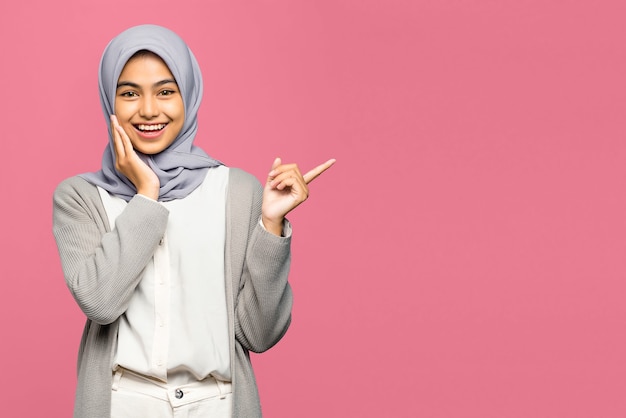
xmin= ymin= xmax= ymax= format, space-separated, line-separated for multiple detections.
xmin=81 ymin=24 xmax=221 ymax=202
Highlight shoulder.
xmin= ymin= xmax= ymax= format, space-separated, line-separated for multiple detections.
xmin=225 ymin=167 xmax=263 ymax=219
xmin=227 ymin=167 xmax=263 ymax=200
xmin=54 ymin=176 xmax=98 ymax=197
xmin=227 ymin=167 xmax=262 ymax=190
xmin=53 ymin=176 xmax=104 ymax=221
xmin=54 ymin=176 xmax=100 ymax=203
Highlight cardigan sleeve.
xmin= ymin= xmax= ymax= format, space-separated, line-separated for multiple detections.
xmin=229 ymin=170 xmax=294 ymax=353
xmin=52 ymin=176 xmax=169 ymax=325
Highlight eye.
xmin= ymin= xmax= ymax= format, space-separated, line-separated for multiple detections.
xmin=119 ymin=91 xmax=138 ymax=98
xmin=158 ymin=89 xmax=176 ymax=96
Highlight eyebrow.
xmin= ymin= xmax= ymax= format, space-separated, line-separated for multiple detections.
xmin=116 ymin=79 xmax=178 ymax=89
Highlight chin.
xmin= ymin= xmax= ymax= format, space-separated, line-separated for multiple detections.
xmin=131 ymin=139 xmax=172 ymax=155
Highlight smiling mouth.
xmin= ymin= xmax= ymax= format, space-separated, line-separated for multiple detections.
xmin=135 ymin=123 xmax=167 ymax=132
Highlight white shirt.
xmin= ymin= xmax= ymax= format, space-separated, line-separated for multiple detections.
xmin=98 ymin=166 xmax=231 ymax=385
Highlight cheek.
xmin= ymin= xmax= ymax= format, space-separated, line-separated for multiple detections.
xmin=168 ymin=99 xmax=185 ymax=124
xmin=114 ymin=100 xmax=133 ymax=119
xmin=169 ymin=122 xmax=184 ymax=140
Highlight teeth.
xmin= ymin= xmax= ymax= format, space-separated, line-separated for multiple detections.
xmin=136 ymin=124 xmax=166 ymax=131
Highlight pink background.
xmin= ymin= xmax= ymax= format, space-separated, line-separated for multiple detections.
xmin=2 ymin=0 xmax=626 ymax=416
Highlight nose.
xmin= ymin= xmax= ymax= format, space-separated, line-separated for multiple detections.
xmin=139 ymin=95 xmax=159 ymax=118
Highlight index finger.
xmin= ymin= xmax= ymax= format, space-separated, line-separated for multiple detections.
xmin=303 ymin=159 xmax=336 ymax=184
xmin=110 ymin=115 xmax=126 ymax=159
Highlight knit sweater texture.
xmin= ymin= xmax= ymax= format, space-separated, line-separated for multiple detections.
xmin=53 ymin=168 xmax=293 ymax=418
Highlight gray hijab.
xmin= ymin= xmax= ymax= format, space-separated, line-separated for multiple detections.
xmin=81 ymin=24 xmax=221 ymax=202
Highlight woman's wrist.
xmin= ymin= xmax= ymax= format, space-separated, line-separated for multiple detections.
xmin=261 ymin=215 xmax=284 ymax=236
xmin=136 ymin=185 xmax=159 ymax=200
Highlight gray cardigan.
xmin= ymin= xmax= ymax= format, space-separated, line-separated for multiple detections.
xmin=53 ymin=168 xmax=293 ymax=418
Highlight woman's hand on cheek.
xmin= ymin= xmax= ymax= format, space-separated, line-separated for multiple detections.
xmin=111 ymin=115 xmax=160 ymax=200
xmin=261 ymin=157 xmax=335 ymax=236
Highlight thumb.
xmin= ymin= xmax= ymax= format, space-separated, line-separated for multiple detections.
xmin=267 ymin=157 xmax=281 ymax=182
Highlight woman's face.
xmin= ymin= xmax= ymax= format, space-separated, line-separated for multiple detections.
xmin=114 ymin=52 xmax=184 ymax=155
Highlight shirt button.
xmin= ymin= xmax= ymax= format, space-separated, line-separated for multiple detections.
xmin=159 ymin=237 xmax=164 ymax=245
xmin=175 ymin=389 xmax=184 ymax=399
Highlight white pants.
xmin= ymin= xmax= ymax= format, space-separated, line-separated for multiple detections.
xmin=111 ymin=368 xmax=233 ymax=418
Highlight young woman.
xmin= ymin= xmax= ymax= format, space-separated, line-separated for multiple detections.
xmin=53 ymin=24 xmax=333 ymax=418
